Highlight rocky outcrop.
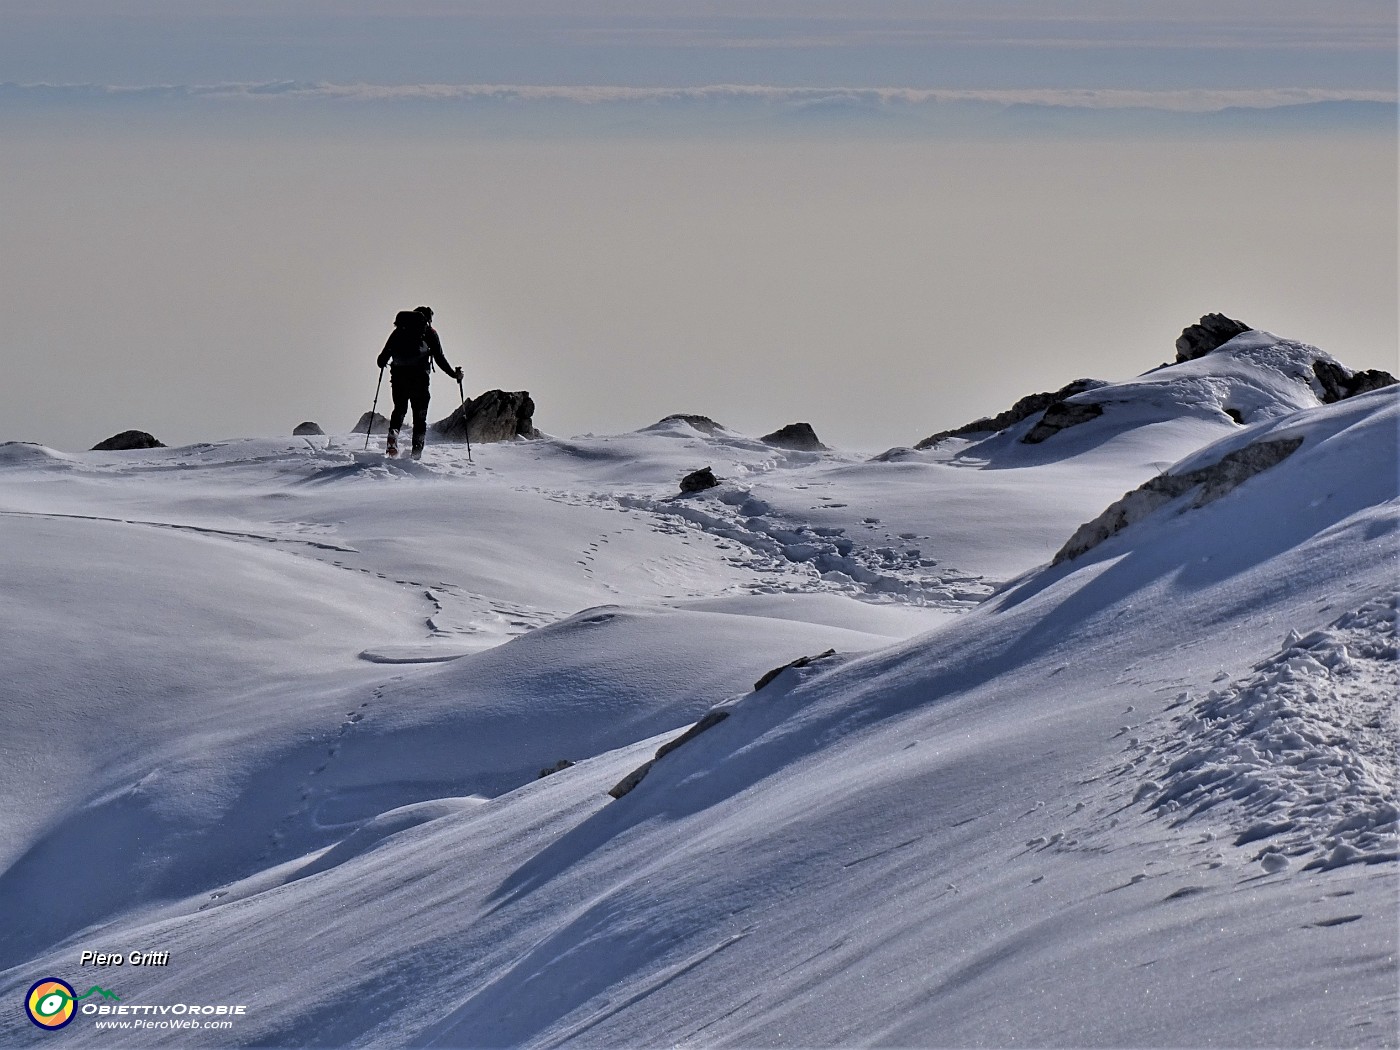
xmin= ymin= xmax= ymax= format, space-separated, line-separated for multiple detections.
xmin=1054 ymin=435 xmax=1305 ymax=564
xmin=761 ymin=422 xmax=827 ymax=451
xmin=680 ymin=467 xmax=719 ymax=493
xmin=609 ymin=645 xmax=843 ymax=800
xmin=431 ymin=390 xmax=537 ymax=443
xmin=1175 ymin=313 xmax=1253 ymax=363
xmin=293 ymin=421 xmax=325 ymax=436
xmin=1021 ymin=400 xmax=1105 ymax=444
xmin=753 ymin=649 xmax=836 ymax=691
xmin=609 ymin=709 xmax=731 ymax=800
xmin=92 ymin=430 xmax=164 ymax=451
xmin=915 ymin=379 xmax=1106 ymax=450
xmin=1312 ymin=359 xmax=1398 ymax=404
xmin=537 ymin=759 xmax=575 ymax=779
xmin=351 ymin=412 xmax=389 ymax=435
xmin=654 ymin=414 xmax=725 ymax=435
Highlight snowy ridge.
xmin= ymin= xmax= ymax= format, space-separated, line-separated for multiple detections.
xmin=0 ymin=331 xmax=1396 ymax=1048
xmin=933 ymin=330 xmax=1340 ymax=474
xmin=1054 ymin=434 xmax=1305 ymax=563
xmin=1076 ymin=331 xmax=1343 ymax=425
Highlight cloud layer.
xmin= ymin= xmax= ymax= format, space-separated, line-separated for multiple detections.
xmin=3 ymin=80 xmax=1394 ymax=141
xmin=4 ymin=81 xmax=1395 ymax=111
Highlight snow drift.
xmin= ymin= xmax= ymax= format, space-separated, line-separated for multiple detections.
xmin=0 ymin=328 xmax=1394 ymax=1048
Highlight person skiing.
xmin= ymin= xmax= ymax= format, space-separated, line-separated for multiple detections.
xmin=375 ymin=305 xmax=463 ymax=459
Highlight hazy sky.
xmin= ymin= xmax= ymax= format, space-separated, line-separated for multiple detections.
xmin=3 ymin=1 xmax=1395 ymax=89
xmin=1 ymin=2 xmax=1395 ymax=451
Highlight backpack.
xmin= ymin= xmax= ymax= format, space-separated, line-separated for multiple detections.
xmin=386 ymin=311 xmax=430 ymax=370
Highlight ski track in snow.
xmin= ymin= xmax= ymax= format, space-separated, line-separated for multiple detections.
xmin=0 ymin=508 xmax=360 ymax=553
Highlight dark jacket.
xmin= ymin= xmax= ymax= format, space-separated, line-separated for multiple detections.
xmin=421 ymin=326 xmax=454 ymax=375
xmin=376 ymin=311 xmax=456 ymax=375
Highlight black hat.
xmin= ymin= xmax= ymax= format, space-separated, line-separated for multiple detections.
xmin=415 ymin=305 xmax=434 ymax=321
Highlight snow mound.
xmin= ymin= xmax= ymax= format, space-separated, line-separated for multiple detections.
xmin=942 ymin=331 xmax=1347 ymax=472
xmin=639 ymin=414 xmax=736 ymax=437
xmin=1079 ymin=331 xmax=1344 ymax=425
xmin=1144 ymin=594 xmax=1398 ymax=871
xmin=1047 ymin=384 xmax=1399 ymax=568
xmin=0 ymin=441 xmax=74 ymax=468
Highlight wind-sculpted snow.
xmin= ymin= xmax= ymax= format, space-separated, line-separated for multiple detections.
xmin=1054 ymin=434 xmax=1304 ymax=563
xmin=0 ymin=338 xmax=1395 ymax=1049
xmin=1141 ymin=595 xmax=1398 ymax=872
xmin=0 ymin=441 xmax=75 ymax=469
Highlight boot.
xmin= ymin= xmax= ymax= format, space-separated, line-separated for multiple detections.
xmin=385 ymin=430 xmax=399 ymax=457
xmin=411 ymin=439 xmax=424 ymax=461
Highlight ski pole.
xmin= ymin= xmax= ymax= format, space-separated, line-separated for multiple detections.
xmin=364 ymin=366 xmax=384 ymax=451
xmin=457 ymin=376 xmax=474 ymax=463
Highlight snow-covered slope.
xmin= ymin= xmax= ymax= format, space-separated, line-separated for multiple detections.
xmin=0 ymin=332 xmax=1394 ymax=1047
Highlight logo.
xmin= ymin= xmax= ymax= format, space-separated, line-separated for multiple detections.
xmin=25 ymin=980 xmax=120 ymax=1031
xmin=26 ymin=980 xmax=76 ymax=1030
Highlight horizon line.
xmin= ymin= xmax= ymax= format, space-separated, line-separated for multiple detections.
xmin=2 ymin=81 xmax=1396 ymax=113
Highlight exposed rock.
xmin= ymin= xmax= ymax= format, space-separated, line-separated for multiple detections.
xmin=656 ymin=710 xmax=732 ymax=762
xmin=1313 ymin=359 xmax=1399 ymax=404
xmin=607 ymin=761 xmax=654 ymax=801
xmin=1021 ymin=400 xmax=1104 ymax=444
xmin=1223 ymin=407 xmax=1245 ymax=425
xmin=754 ymin=649 xmax=837 ymax=692
xmin=351 ymin=411 xmax=389 ymax=435
xmin=915 ymin=379 xmax=1106 ymax=450
xmin=655 ymin=414 xmax=725 ymax=435
xmin=292 ymin=421 xmax=325 ymax=436
xmin=1346 ymin=370 xmax=1400 ymax=396
xmin=610 ymin=646 xmax=844 ymax=800
xmin=431 ymin=390 xmax=538 ymax=443
xmin=1054 ymin=435 xmax=1305 ymax=564
xmin=609 ymin=709 xmax=731 ymax=800
xmin=537 ymin=759 xmax=575 ymax=780
xmin=1312 ymin=359 xmax=1350 ymax=403
xmin=680 ymin=467 xmax=719 ymax=493
xmin=761 ymin=422 xmax=827 ymax=451
xmin=92 ymin=430 xmax=165 ymax=451
xmin=1175 ymin=313 xmax=1253 ymax=363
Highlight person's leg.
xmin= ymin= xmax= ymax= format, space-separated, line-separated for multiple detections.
xmin=410 ymin=375 xmax=431 ymax=457
xmin=387 ymin=372 xmax=411 ymax=454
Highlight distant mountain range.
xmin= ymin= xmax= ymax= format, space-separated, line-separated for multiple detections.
xmin=1 ymin=81 xmax=1393 ymax=135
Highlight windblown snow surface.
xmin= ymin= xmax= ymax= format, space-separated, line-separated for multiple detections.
xmin=0 ymin=332 xmax=1395 ymax=1048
